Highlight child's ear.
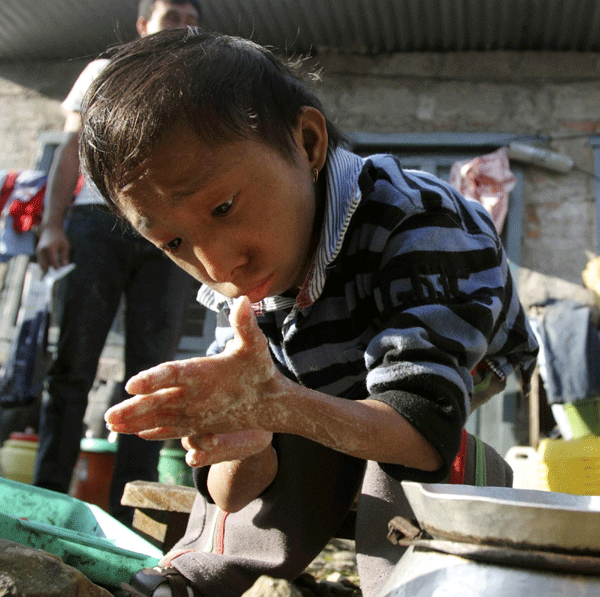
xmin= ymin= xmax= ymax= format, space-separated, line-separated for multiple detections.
xmin=296 ymin=107 xmax=328 ymax=173
xmin=136 ymin=17 xmax=148 ymax=36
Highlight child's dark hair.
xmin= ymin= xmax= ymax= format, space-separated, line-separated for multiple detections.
xmin=80 ymin=28 xmax=346 ymax=207
xmin=137 ymin=0 xmax=202 ymax=22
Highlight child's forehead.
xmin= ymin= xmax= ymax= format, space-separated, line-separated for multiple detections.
xmin=117 ymin=127 xmax=286 ymax=214
xmin=122 ymin=130 xmax=239 ymax=191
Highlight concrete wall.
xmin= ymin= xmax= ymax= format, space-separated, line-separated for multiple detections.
xmin=1 ymin=51 xmax=599 ymax=308
xmin=314 ymin=51 xmax=600 ymax=309
xmin=0 ymin=60 xmax=87 ymax=170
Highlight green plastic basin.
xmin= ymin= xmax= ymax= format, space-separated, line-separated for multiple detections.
xmin=0 ymin=477 xmax=161 ymax=587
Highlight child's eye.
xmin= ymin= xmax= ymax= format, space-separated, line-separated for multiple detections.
xmin=211 ymin=197 xmax=234 ymax=218
xmin=164 ymin=238 xmax=182 ymax=253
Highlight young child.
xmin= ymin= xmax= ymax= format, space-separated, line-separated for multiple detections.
xmin=80 ymin=29 xmax=538 ymax=597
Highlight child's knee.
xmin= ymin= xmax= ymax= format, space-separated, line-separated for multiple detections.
xmin=463 ymin=433 xmax=513 ymax=488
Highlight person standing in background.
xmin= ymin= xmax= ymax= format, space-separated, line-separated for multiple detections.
xmin=33 ymin=0 xmax=203 ymax=526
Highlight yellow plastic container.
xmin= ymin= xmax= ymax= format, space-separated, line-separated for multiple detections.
xmin=538 ymin=434 xmax=600 ymax=495
xmin=0 ymin=432 xmax=38 ymax=484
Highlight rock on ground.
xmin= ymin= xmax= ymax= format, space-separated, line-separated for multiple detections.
xmin=304 ymin=539 xmax=359 ymax=587
xmin=0 ymin=539 xmax=112 ymax=597
xmin=242 ymin=574 xmax=361 ymax=597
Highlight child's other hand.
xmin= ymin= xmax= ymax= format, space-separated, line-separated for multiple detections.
xmin=182 ymin=430 xmax=273 ymax=467
xmin=104 ymin=296 xmax=284 ymax=440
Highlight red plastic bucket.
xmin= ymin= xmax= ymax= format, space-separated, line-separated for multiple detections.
xmin=71 ymin=438 xmax=117 ymax=511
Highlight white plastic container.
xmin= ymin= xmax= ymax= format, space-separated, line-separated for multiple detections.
xmin=505 ymin=446 xmax=546 ymax=491
xmin=0 ymin=432 xmax=38 ymax=484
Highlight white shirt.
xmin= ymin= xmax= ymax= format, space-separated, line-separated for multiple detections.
xmin=61 ymin=59 xmax=109 ymax=206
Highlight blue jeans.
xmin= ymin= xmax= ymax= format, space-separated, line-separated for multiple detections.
xmin=33 ymin=205 xmax=195 ymax=524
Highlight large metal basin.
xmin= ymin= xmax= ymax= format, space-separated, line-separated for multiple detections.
xmin=377 ymin=482 xmax=600 ymax=597
xmin=402 ymin=481 xmax=600 ymax=553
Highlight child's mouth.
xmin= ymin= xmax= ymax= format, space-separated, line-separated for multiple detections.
xmin=245 ymin=275 xmax=274 ymax=304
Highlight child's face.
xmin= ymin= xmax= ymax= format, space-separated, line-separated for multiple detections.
xmin=115 ymin=110 xmax=327 ymax=303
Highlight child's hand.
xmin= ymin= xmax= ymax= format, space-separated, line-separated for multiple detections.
xmin=182 ymin=430 xmax=273 ymax=467
xmin=104 ymin=296 xmax=284 ymax=440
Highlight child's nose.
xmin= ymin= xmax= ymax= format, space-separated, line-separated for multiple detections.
xmin=194 ymin=243 xmax=241 ymax=284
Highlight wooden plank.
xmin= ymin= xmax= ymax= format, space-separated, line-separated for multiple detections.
xmin=123 ymin=480 xmax=358 ymax=552
xmin=122 ymin=480 xmax=197 ymax=513
xmin=123 ymin=480 xmax=198 ymax=551
xmin=131 ymin=508 xmax=191 ymax=552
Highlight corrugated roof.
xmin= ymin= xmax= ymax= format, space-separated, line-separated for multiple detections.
xmin=1 ymin=0 xmax=600 ymax=60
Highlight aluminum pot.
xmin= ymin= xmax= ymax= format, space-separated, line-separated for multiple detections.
xmin=377 ymin=482 xmax=600 ymax=597
xmin=378 ymin=544 xmax=600 ymax=597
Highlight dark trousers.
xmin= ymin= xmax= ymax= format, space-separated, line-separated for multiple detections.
xmin=171 ymin=435 xmax=366 ymax=597
xmin=168 ymin=433 xmax=513 ymax=597
xmin=33 ymin=204 xmax=194 ymax=524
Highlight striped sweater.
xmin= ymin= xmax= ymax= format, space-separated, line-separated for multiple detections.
xmin=197 ymin=147 xmax=538 ymax=481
